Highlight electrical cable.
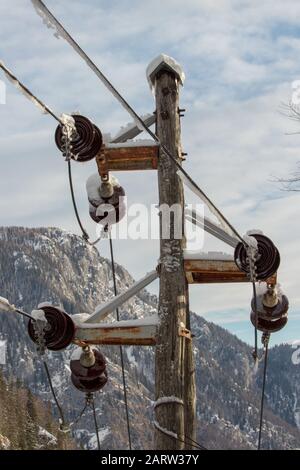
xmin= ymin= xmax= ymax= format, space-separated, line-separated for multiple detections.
xmin=252 ymin=282 xmax=258 ymax=361
xmin=109 ymin=232 xmax=132 ymax=450
xmin=15 ymin=308 xmax=36 ymax=322
xmin=91 ymin=394 xmax=101 ymax=451
xmin=66 ymin=138 xmax=103 ymax=246
xmin=42 ymin=360 xmax=68 ymax=430
xmin=258 ymin=340 xmax=269 ymax=450
xmin=0 ymin=61 xmax=62 ymax=124
xmin=70 ymin=401 xmax=89 ymax=427
xmin=154 ymin=421 xmax=207 ymax=450
xmin=67 ymin=160 xmax=90 ymax=241
xmin=183 ymin=434 xmax=207 ymax=451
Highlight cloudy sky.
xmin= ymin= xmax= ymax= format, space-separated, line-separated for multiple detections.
xmin=1 ymin=0 xmax=300 ymax=347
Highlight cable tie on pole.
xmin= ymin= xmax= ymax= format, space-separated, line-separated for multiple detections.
xmin=154 ymin=396 xmax=184 ymax=410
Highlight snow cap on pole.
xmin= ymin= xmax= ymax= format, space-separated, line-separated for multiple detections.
xmin=146 ymin=54 xmax=185 ymax=90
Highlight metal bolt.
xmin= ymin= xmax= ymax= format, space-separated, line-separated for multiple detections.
xmin=80 ymin=346 xmax=96 ymax=368
xmin=100 ymin=180 xmax=114 ymax=199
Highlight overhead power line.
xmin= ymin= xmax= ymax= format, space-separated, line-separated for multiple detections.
xmin=0 ymin=61 xmax=62 ymax=123
xmin=109 ymin=232 xmax=132 ymax=450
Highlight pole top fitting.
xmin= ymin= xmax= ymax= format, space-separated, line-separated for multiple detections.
xmin=80 ymin=346 xmax=96 ymax=368
xmin=100 ymin=180 xmax=114 ymax=199
xmin=146 ymin=54 xmax=185 ymax=90
xmin=262 ymin=285 xmax=279 ymax=308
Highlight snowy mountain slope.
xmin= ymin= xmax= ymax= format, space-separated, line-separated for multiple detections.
xmin=0 ymin=226 xmax=299 ymax=449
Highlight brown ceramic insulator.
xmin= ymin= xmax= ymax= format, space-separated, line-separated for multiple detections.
xmin=70 ymin=349 xmax=106 ymax=379
xmin=252 ymin=294 xmax=289 ymax=321
xmin=71 ymin=371 xmax=108 ymax=393
xmin=234 ymin=234 xmax=280 ymax=280
xmin=55 ymin=115 xmax=102 ymax=162
xmin=28 ymin=306 xmax=75 ymax=351
xmin=250 ymin=311 xmax=288 ymax=333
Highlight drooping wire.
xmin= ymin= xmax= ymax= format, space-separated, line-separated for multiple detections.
xmin=108 ymin=231 xmax=132 ymax=450
xmin=154 ymin=422 xmax=207 ymax=450
xmin=31 ymin=0 xmax=245 ymax=245
xmin=70 ymin=401 xmax=89 ymax=427
xmin=258 ymin=337 xmax=270 ymax=450
xmin=67 ymin=160 xmax=90 ymax=241
xmin=90 ymin=394 xmax=101 ymax=451
xmin=183 ymin=434 xmax=207 ymax=451
xmin=67 ymin=143 xmax=103 ymax=246
xmin=0 ymin=61 xmax=62 ymax=124
xmin=42 ymin=360 xmax=68 ymax=430
xmin=252 ymin=281 xmax=259 ymax=361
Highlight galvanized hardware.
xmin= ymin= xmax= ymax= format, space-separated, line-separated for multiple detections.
xmin=100 ymin=180 xmax=114 ymax=199
xmin=55 ymin=114 xmax=103 ymax=162
xmin=234 ymin=234 xmax=280 ymax=280
xmin=28 ymin=305 xmax=75 ymax=351
xmin=262 ymin=284 xmax=279 ymax=308
xmin=80 ymin=346 xmax=96 ymax=368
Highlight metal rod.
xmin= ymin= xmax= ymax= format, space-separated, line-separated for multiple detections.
xmin=85 ymin=270 xmax=158 ymax=323
xmin=110 ymin=114 xmax=156 ymax=143
xmin=185 ymin=208 xmax=238 ymax=248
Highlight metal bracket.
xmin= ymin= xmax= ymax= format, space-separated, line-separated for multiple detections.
xmin=97 ymin=147 xmax=109 ymax=181
xmin=178 ymin=324 xmax=192 ymax=340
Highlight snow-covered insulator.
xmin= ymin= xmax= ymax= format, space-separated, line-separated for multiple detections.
xmin=234 ymin=233 xmax=280 ymax=280
xmin=250 ymin=292 xmax=289 ymax=333
xmin=70 ymin=347 xmax=108 ymax=393
xmin=86 ymin=173 xmax=126 ymax=226
xmin=55 ymin=114 xmax=103 ymax=162
xmin=28 ymin=305 xmax=75 ymax=351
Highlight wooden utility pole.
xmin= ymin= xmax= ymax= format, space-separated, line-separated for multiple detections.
xmin=149 ymin=56 xmax=196 ymax=450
